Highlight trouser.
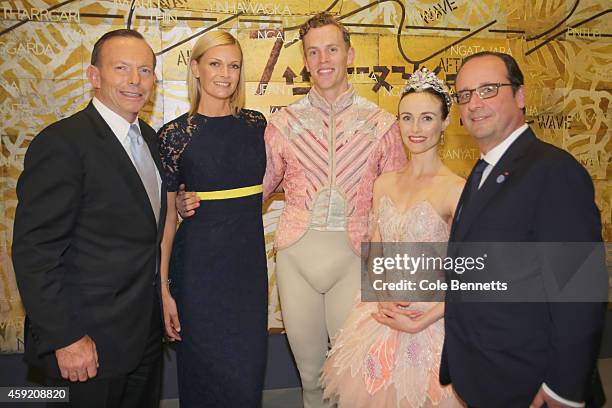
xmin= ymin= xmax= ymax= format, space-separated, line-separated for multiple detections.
xmin=275 ymin=229 xmax=361 ymax=408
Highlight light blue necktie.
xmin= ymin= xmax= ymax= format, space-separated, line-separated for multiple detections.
xmin=128 ymin=124 xmax=160 ymax=222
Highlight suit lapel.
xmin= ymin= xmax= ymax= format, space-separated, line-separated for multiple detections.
xmin=450 ymin=162 xmax=479 ymax=240
xmin=83 ymin=103 xmax=158 ymax=227
xmin=453 ymin=128 xmax=536 ymax=242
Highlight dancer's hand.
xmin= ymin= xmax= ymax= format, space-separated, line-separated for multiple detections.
xmin=176 ymin=184 xmax=199 ymax=218
xmin=371 ymin=308 xmax=427 ymax=333
xmin=377 ymin=302 xmax=424 ymax=319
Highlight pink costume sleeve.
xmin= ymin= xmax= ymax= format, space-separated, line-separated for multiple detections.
xmin=379 ymin=122 xmax=407 ymax=173
xmin=262 ymin=124 xmax=286 ymax=201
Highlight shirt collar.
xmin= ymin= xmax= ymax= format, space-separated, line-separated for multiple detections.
xmin=308 ymin=85 xmax=356 ymax=115
xmin=481 ymin=123 xmax=528 ymax=167
xmin=92 ymin=97 xmax=140 ymax=143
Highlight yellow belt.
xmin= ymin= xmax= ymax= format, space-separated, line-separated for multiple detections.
xmin=196 ymin=184 xmax=263 ymax=201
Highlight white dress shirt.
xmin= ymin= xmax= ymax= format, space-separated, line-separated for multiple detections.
xmin=478 ymin=123 xmax=527 ymax=188
xmin=477 ymin=123 xmax=584 ymax=407
xmin=92 ymin=97 xmax=162 ymax=201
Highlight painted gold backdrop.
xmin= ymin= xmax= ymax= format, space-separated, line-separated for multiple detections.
xmin=0 ymin=0 xmax=609 ymax=352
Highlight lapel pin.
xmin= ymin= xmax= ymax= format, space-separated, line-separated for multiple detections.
xmin=496 ymin=171 xmax=509 ymax=184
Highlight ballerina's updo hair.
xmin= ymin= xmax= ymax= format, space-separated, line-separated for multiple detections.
xmin=187 ymin=30 xmax=245 ymax=116
xmin=400 ymin=68 xmax=452 ymax=120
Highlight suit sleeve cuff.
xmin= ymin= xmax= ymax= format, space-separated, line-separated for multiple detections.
xmin=542 ymin=383 xmax=584 ymax=407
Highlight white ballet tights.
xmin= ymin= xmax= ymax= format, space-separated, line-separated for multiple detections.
xmin=275 ymin=230 xmax=361 ymax=408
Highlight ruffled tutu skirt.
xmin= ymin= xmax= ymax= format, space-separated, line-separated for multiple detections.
xmin=321 ymin=301 xmax=464 ymax=408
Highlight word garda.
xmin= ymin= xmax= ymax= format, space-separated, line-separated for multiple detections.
xmin=0 ymin=41 xmax=55 ymax=56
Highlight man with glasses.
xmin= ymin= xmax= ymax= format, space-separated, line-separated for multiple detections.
xmin=440 ymin=52 xmax=606 ymax=407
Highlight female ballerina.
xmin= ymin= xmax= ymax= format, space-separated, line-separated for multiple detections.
xmin=321 ymin=68 xmax=465 ymax=408
xmin=158 ymin=31 xmax=268 ymax=407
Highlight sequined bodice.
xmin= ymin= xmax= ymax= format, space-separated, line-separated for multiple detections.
xmin=377 ymin=195 xmax=450 ymax=242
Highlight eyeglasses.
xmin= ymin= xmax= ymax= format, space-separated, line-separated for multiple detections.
xmin=453 ymin=83 xmax=515 ymax=105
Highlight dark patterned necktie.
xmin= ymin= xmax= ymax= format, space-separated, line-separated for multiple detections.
xmin=462 ymin=158 xmax=488 ymax=208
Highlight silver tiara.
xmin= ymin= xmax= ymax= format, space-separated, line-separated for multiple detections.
xmin=401 ymin=67 xmax=452 ymax=111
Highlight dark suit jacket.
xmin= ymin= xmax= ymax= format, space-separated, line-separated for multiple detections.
xmin=12 ymin=102 xmax=166 ymax=378
xmin=440 ymin=127 xmax=607 ymax=406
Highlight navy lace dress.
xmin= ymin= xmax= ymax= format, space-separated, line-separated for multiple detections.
xmin=158 ymin=110 xmax=268 ymax=407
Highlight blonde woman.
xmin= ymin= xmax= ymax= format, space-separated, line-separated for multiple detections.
xmin=158 ymin=31 xmax=268 ymax=407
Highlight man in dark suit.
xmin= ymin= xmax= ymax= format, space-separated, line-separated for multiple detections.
xmin=440 ymin=52 xmax=607 ymax=407
xmin=12 ymin=29 xmax=165 ymax=407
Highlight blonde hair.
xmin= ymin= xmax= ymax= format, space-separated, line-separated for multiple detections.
xmin=187 ymin=31 xmax=245 ymax=116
